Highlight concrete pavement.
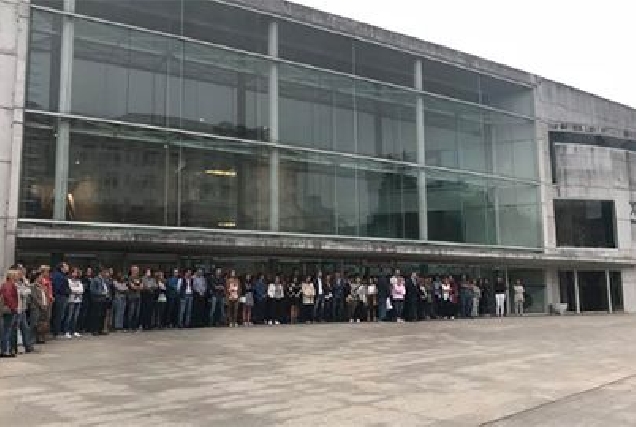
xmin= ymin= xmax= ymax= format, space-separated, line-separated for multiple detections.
xmin=1 ymin=316 xmax=636 ymax=426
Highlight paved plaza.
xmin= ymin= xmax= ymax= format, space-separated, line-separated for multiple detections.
xmin=2 ymin=316 xmax=636 ymax=426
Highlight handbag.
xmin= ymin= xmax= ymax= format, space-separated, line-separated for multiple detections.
xmin=386 ymin=297 xmax=393 ymax=310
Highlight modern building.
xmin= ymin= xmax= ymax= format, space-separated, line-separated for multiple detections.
xmin=1 ymin=0 xmax=635 ymax=313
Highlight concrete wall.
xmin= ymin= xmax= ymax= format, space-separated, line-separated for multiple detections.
xmin=0 ymin=0 xmax=28 ymax=276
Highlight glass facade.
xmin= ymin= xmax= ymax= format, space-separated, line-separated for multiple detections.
xmin=23 ymin=3 xmax=541 ymax=248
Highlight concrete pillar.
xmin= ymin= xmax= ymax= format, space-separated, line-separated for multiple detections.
xmin=622 ymin=268 xmax=636 ymax=314
xmin=605 ymin=269 xmax=613 ymax=314
xmin=268 ymin=20 xmax=279 ymax=232
xmin=574 ymin=269 xmax=581 ymax=314
xmin=414 ymin=59 xmax=427 ymax=241
xmin=545 ymin=268 xmax=559 ymax=311
xmin=0 ymin=0 xmax=30 ymax=275
xmin=505 ymin=267 xmax=511 ymax=316
xmin=53 ymin=0 xmax=74 ymax=220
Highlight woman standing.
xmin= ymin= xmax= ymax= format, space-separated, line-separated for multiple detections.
xmin=30 ymin=270 xmax=50 ymax=344
xmin=64 ymin=267 xmax=84 ymax=338
xmin=301 ymin=276 xmax=315 ymax=324
xmin=513 ymin=279 xmax=525 ymax=316
xmin=266 ymin=277 xmax=276 ymax=325
xmin=441 ymin=277 xmax=452 ymax=319
xmin=111 ymin=273 xmax=128 ymax=331
xmin=140 ymin=268 xmax=157 ymax=331
xmin=242 ymin=275 xmax=254 ymax=326
xmin=273 ymin=276 xmax=285 ymax=325
xmin=226 ymin=270 xmax=240 ymax=328
xmin=126 ymin=266 xmax=142 ymax=332
xmin=287 ymin=277 xmax=301 ymax=324
xmin=155 ymin=271 xmax=168 ymax=328
xmin=367 ymin=276 xmax=378 ymax=322
xmin=347 ymin=276 xmax=362 ymax=323
xmin=391 ymin=275 xmax=406 ymax=323
xmin=0 ymin=270 xmax=19 ymax=358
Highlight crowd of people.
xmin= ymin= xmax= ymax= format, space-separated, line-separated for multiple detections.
xmin=0 ymin=262 xmax=527 ymax=358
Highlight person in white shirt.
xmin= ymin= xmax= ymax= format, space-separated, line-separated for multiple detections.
xmin=313 ymin=271 xmax=326 ymax=322
xmin=513 ymin=280 xmax=525 ymax=316
xmin=266 ymin=277 xmax=276 ymax=325
xmin=63 ymin=267 xmax=84 ymax=338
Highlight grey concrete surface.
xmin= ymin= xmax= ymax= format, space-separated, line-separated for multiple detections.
xmin=1 ymin=316 xmax=636 ymax=426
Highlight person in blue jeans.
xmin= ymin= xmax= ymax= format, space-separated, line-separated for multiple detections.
xmin=167 ymin=269 xmax=180 ymax=328
xmin=51 ymin=262 xmax=70 ymax=338
xmin=179 ymin=270 xmax=194 ymax=328
xmin=207 ymin=269 xmax=226 ymax=327
xmin=0 ymin=270 xmax=19 ymax=357
xmin=63 ymin=267 xmax=84 ymax=338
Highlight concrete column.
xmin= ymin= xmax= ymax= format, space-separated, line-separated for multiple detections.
xmin=414 ymin=59 xmax=427 ymax=241
xmin=574 ymin=269 xmax=581 ymax=314
xmin=545 ymin=268 xmax=559 ymax=311
xmin=53 ymin=0 xmax=74 ymax=220
xmin=268 ymin=20 xmax=279 ymax=232
xmin=0 ymin=0 xmax=30 ymax=275
xmin=605 ymin=269 xmax=613 ymax=314
xmin=622 ymin=268 xmax=636 ymax=314
xmin=505 ymin=267 xmax=511 ymax=316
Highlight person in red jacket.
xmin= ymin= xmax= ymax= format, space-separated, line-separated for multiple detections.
xmin=1 ymin=269 xmax=19 ymax=358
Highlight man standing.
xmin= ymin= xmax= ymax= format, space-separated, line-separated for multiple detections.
xmin=89 ymin=266 xmax=111 ymax=335
xmin=178 ymin=270 xmax=194 ymax=328
xmin=332 ymin=272 xmax=346 ymax=322
xmin=192 ymin=270 xmax=207 ymax=327
xmin=494 ymin=277 xmax=507 ymax=317
xmin=313 ymin=271 xmax=325 ymax=322
xmin=406 ymin=272 xmax=420 ymax=321
xmin=167 ymin=269 xmax=180 ymax=328
xmin=377 ymin=270 xmax=390 ymax=322
xmin=208 ymin=269 xmax=226 ymax=327
xmin=51 ymin=262 xmax=70 ymax=338
xmin=252 ymin=274 xmax=266 ymax=324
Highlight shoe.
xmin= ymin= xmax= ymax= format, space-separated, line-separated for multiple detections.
xmin=25 ymin=348 xmax=37 ymax=354
xmin=349 ymin=319 xmax=354 ymax=323
xmin=65 ymin=333 xmax=72 ymax=339
xmin=356 ymin=319 xmax=361 ymax=323
xmin=74 ymin=333 xmax=81 ymax=338
xmin=275 ymin=321 xmax=280 ymax=325
xmin=0 ymin=353 xmax=16 ymax=358
xmin=267 ymin=321 xmax=272 ymax=325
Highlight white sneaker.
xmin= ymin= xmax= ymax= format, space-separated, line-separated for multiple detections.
xmin=267 ymin=321 xmax=272 ymax=325
xmin=356 ymin=319 xmax=361 ymax=323
xmin=275 ymin=321 xmax=280 ymax=325
xmin=64 ymin=333 xmax=72 ymax=339
xmin=73 ymin=332 xmax=81 ymax=338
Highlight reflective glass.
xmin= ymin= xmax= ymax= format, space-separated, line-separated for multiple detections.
xmin=26 ymin=11 xmax=61 ymax=111
xmin=498 ymin=182 xmax=541 ymax=247
xmin=507 ymin=269 xmax=546 ymax=314
xmin=554 ymin=199 xmax=616 ymax=248
xmin=64 ymin=120 xmax=269 ymax=229
xmin=353 ymin=41 xmax=413 ymax=87
xmin=20 ymin=114 xmax=57 ymax=219
xmin=279 ymin=64 xmax=416 ymax=162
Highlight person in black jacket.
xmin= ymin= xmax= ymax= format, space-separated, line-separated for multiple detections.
xmin=377 ymin=271 xmax=390 ymax=321
xmin=405 ymin=272 xmax=420 ymax=321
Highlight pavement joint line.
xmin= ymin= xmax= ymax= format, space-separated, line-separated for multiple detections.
xmin=479 ymin=372 xmax=636 ymax=426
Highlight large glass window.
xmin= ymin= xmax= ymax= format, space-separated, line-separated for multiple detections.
xmin=20 ymin=114 xmax=57 ymax=219
xmin=279 ymin=151 xmax=419 ymax=239
xmin=554 ymin=200 xmax=616 ymax=248
xmin=26 ymin=11 xmax=61 ymax=111
xmin=279 ymin=63 xmax=417 ymax=162
xmin=424 ymin=96 xmax=536 ymax=179
xmin=71 ymin=18 xmax=269 ymax=139
xmin=498 ymin=183 xmax=541 ymax=248
xmin=63 ymin=120 xmax=269 ymax=230
xmin=577 ymin=271 xmax=609 ymax=312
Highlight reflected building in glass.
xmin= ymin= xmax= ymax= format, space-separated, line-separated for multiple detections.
xmin=1 ymin=0 xmax=635 ymax=314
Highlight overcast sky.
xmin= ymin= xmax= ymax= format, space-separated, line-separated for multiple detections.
xmin=292 ymin=0 xmax=635 ymax=108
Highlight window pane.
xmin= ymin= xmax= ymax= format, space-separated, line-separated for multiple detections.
xmin=422 ymin=59 xmax=480 ymax=104
xmin=26 ymin=10 xmax=61 ymax=111
xmin=20 ymin=114 xmax=57 ymax=219
xmin=578 ymin=271 xmax=608 ymax=312
xmin=498 ymin=183 xmax=540 ymax=247
xmin=353 ymin=41 xmax=413 ymax=87
xmin=75 ymin=0 xmax=182 ymax=36
xmin=480 ymin=75 xmax=534 ymax=117
xmin=182 ymin=0 xmax=268 ymax=54
xmin=32 ymin=0 xmax=63 ymax=9
xmin=507 ymin=269 xmax=546 ymax=314
xmin=279 ymin=21 xmax=353 ymax=74
xmin=554 ymin=200 xmax=616 ymax=248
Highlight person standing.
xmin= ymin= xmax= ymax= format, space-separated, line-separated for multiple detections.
xmin=377 ymin=272 xmax=390 ymax=322
xmin=111 ymin=273 xmax=128 ymax=331
xmin=51 ymin=262 xmax=70 ymax=339
xmin=406 ymin=272 xmax=420 ymax=321
xmin=366 ymin=276 xmax=378 ymax=322
xmin=166 ymin=269 xmax=181 ymax=328
xmin=472 ymin=280 xmax=482 ymax=318
xmin=30 ymin=270 xmax=50 ymax=344
xmin=265 ymin=277 xmax=276 ymax=325
xmin=14 ymin=269 xmax=35 ymax=354
xmin=89 ymin=267 xmax=111 ymax=335
xmin=495 ymin=277 xmax=507 ymax=317
xmin=323 ymin=275 xmax=333 ymax=323
xmin=192 ymin=269 xmax=207 ymax=327
xmin=441 ymin=277 xmax=452 ymax=319
xmin=513 ymin=279 xmax=525 ymax=316
xmin=418 ymin=277 xmax=430 ymax=320
xmin=0 ymin=270 xmax=19 ymax=358
xmin=287 ymin=277 xmax=301 ymax=325
xmin=241 ymin=274 xmax=254 ymax=326
xmin=301 ymin=276 xmax=315 ymax=324
xmin=348 ymin=276 xmax=362 ymax=323
xmin=273 ymin=276 xmax=285 ymax=325
xmin=39 ymin=266 xmax=53 ymax=336
xmin=63 ymin=268 xmax=84 ymax=338
xmin=208 ymin=268 xmax=226 ymax=327
xmin=226 ymin=270 xmax=240 ymax=328
xmin=140 ymin=268 xmax=157 ymax=331
xmin=179 ymin=269 xmax=194 ymax=328
xmin=332 ymin=272 xmax=346 ymax=322
xmin=253 ymin=274 xmax=267 ymax=325
xmin=313 ymin=271 xmax=326 ymax=322
xmin=77 ymin=267 xmax=93 ymax=333
xmin=155 ymin=271 xmax=168 ymax=328
xmin=391 ymin=273 xmax=406 ymax=323
xmin=432 ymin=276 xmax=442 ymax=319
xmin=126 ymin=266 xmax=143 ymax=332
